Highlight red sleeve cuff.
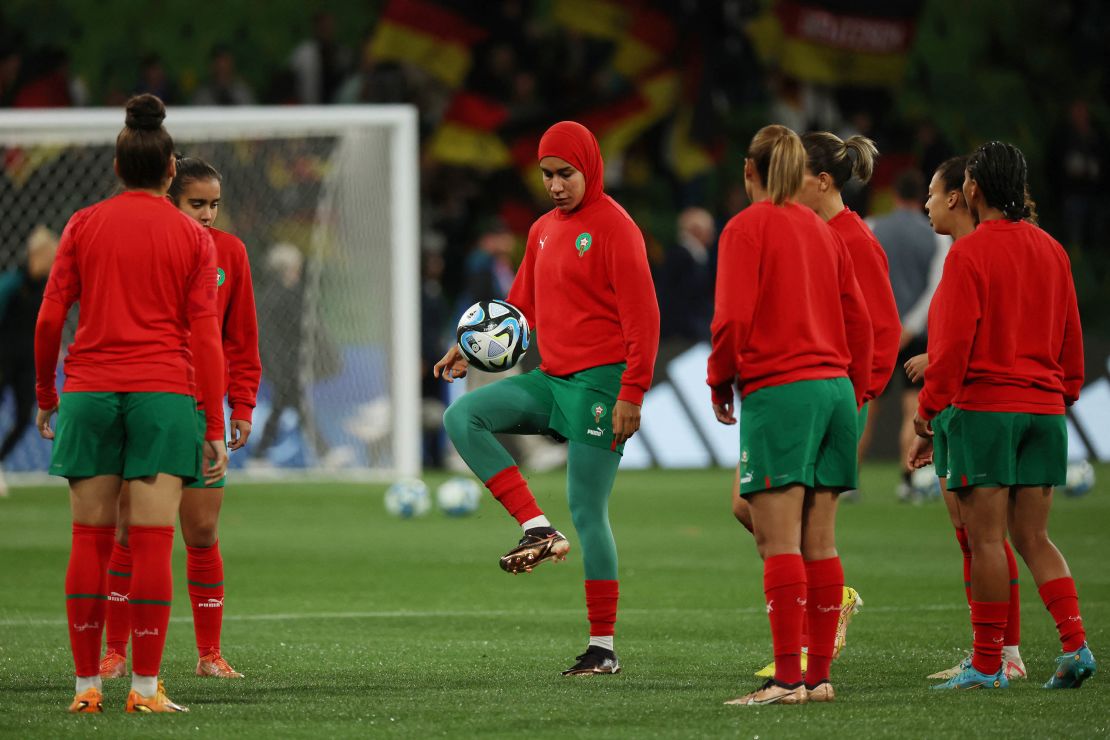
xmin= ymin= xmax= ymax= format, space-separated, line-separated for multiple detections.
xmin=37 ymin=390 xmax=59 ymax=410
xmin=917 ymin=404 xmax=934 ymax=423
xmin=230 ymin=404 xmax=254 ymax=423
xmin=617 ymin=385 xmax=645 ymax=406
xmin=711 ymin=383 xmax=733 ymax=406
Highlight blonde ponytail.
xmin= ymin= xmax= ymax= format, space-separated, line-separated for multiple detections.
xmin=750 ymin=124 xmax=804 ymax=205
xmin=843 ymin=135 xmax=877 ymax=184
xmin=801 ymin=131 xmax=879 ymax=189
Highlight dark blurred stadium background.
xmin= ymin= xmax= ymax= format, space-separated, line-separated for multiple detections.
xmin=0 ymin=0 xmax=1108 ymax=465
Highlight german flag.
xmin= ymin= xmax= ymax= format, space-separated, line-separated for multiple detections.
xmin=747 ymin=0 xmax=921 ymax=87
xmin=612 ymin=6 xmax=676 ymax=80
xmin=427 ymin=92 xmax=512 ymax=170
xmin=368 ymin=0 xmax=487 ymax=88
xmin=579 ymin=70 xmax=680 ymax=156
xmin=550 ymin=0 xmax=628 ymax=40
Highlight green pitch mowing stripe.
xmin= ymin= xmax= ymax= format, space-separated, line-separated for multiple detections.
xmin=0 ymin=465 xmax=1106 ymax=739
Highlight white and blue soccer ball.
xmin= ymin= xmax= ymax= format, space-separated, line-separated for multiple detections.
xmin=435 ymin=477 xmax=481 ymax=517
xmin=384 ymin=478 xmax=431 ymax=518
xmin=1065 ymin=460 xmax=1095 ymax=498
xmin=910 ymin=465 xmax=942 ymax=500
xmin=456 ymin=299 xmax=529 ymax=373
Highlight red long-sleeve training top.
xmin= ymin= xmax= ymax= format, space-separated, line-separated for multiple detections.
xmin=508 ymin=194 xmax=660 ymax=405
xmin=827 ymin=207 xmax=901 ymax=401
xmin=34 ymin=191 xmax=225 ymax=439
xmin=918 ymin=219 xmax=1084 ymax=420
xmin=707 ymin=200 xmax=874 ymax=405
xmin=208 ymin=227 xmax=261 ymax=423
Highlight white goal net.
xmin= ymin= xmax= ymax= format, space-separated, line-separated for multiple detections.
xmin=0 ymin=106 xmax=420 ymax=483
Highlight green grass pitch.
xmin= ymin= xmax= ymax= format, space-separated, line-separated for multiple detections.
xmin=1 ymin=463 xmax=1106 ymax=738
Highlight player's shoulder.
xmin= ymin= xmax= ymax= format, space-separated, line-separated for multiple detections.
xmin=208 ymin=226 xmax=247 ymax=255
xmin=595 ymin=195 xmax=644 ymax=244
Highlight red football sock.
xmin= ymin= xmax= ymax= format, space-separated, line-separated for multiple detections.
xmin=485 ymin=466 xmax=543 ymax=525
xmin=763 ymin=554 xmax=807 ymax=686
xmin=585 ymin=580 xmax=619 ymax=637
xmin=128 ymin=526 xmax=175 ymax=677
xmin=804 ymin=557 xmax=844 ymax=686
xmin=187 ymin=543 xmax=225 ymax=657
xmin=970 ymin=601 xmax=1008 ymax=675
xmin=1038 ymin=577 xmax=1086 ymax=652
xmin=955 ymin=527 xmax=972 ymax=606
xmin=1003 ymin=540 xmax=1020 ymax=646
xmin=104 ymin=541 xmax=132 ymax=657
xmin=801 ymin=610 xmax=810 ymax=652
xmin=65 ymin=524 xmax=115 ymax=677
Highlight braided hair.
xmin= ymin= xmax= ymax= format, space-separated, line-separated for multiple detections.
xmin=966 ymin=141 xmax=1031 ymax=221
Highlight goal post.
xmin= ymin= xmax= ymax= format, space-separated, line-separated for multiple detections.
xmin=0 ymin=105 xmax=421 ymax=483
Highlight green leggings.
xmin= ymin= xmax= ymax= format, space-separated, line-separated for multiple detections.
xmin=443 ymin=375 xmax=621 ymax=580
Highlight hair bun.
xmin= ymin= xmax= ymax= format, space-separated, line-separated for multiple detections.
xmin=124 ymin=94 xmax=166 ymax=131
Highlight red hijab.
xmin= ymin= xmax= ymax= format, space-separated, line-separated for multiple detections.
xmin=537 ymin=121 xmax=604 ymax=211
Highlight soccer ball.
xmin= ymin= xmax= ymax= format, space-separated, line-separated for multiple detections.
xmin=456 ymin=299 xmax=529 ymax=373
xmin=384 ymin=478 xmax=431 ymax=518
xmin=435 ymin=477 xmax=481 ymax=516
xmin=910 ymin=465 xmax=941 ymax=499
xmin=1065 ymin=460 xmax=1095 ymax=498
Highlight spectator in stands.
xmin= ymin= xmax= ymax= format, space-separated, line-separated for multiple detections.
xmin=133 ymin=53 xmax=180 ymax=105
xmin=458 ymin=219 xmax=516 ymax=312
xmin=868 ymin=169 xmax=944 ymax=501
xmin=421 ymin=247 xmax=451 ymax=468
xmin=13 ymin=47 xmax=85 ymax=108
xmin=192 ymin=45 xmax=256 ymax=106
xmin=658 ymin=207 xmax=716 ymax=342
xmin=0 ymin=40 xmax=21 ymax=107
xmin=252 ymin=243 xmax=329 ymax=464
xmin=0 ymin=226 xmax=57 ymax=495
xmin=288 ymin=11 xmax=352 ymax=104
xmin=1050 ymin=98 xmax=1106 ymax=254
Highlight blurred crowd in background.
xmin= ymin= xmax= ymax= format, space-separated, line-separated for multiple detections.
xmin=0 ymin=0 xmax=1108 ymax=470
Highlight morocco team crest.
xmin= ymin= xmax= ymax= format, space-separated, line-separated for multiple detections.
xmin=576 ymin=232 xmax=592 ymax=257
xmin=592 ymin=402 xmax=606 ymax=424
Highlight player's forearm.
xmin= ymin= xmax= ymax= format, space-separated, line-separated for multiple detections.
xmin=34 ymin=298 xmax=67 ymax=409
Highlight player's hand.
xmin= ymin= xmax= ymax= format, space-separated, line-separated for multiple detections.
xmin=434 ymin=345 xmax=469 ymax=383
xmin=907 ymin=435 xmax=934 ymax=470
xmin=713 ymin=399 xmax=736 ymax=425
xmin=202 ymin=439 xmax=229 ymax=485
xmin=228 ymin=419 xmax=252 ymax=451
xmin=36 ymin=406 xmax=58 ymax=440
xmin=913 ymin=412 xmax=933 ymax=438
xmin=612 ymin=400 xmax=640 ymax=445
xmin=904 ymin=353 xmax=929 ymax=383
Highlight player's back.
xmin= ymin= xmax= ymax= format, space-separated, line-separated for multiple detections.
xmin=724 ymin=201 xmax=856 ymax=393
xmin=955 ymin=219 xmax=1078 ymax=401
xmin=52 ymin=191 xmax=214 ymax=393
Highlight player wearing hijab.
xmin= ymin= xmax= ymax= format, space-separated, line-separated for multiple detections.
xmin=99 ymin=156 xmax=261 ymax=681
xmin=909 ymin=155 xmax=1026 ymax=681
xmin=435 ymin=121 xmax=659 ymax=675
xmin=913 ymin=142 xmax=1093 ymax=690
xmin=709 ymin=125 xmax=873 ymax=705
xmin=35 ymin=95 xmax=228 ymax=713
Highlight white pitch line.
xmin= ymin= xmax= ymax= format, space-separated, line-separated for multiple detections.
xmin=0 ymin=603 xmax=966 ymax=628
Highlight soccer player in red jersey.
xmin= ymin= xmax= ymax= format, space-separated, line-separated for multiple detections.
xmin=100 ymin=157 xmax=261 ymax=681
xmin=34 ymin=95 xmax=228 ymax=713
xmin=708 ymin=125 xmax=873 ymax=706
xmin=912 ymin=142 xmax=1094 ymax=690
xmin=731 ymin=131 xmax=893 ymax=679
xmin=435 ymin=121 xmax=659 ymax=675
xmin=910 ymin=155 xmax=1026 ymax=681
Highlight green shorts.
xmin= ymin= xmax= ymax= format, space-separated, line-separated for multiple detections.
xmin=515 ymin=364 xmax=626 ymax=454
xmin=50 ymin=392 xmax=201 ymax=483
xmin=945 ymin=408 xmax=1067 ymax=490
xmin=932 ymin=406 xmax=955 ymax=479
xmin=186 ymin=407 xmax=226 ymax=489
xmin=738 ymin=377 xmax=858 ymax=496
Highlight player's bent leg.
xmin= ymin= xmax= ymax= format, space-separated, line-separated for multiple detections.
xmin=445 ymin=373 xmax=571 ymax=572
